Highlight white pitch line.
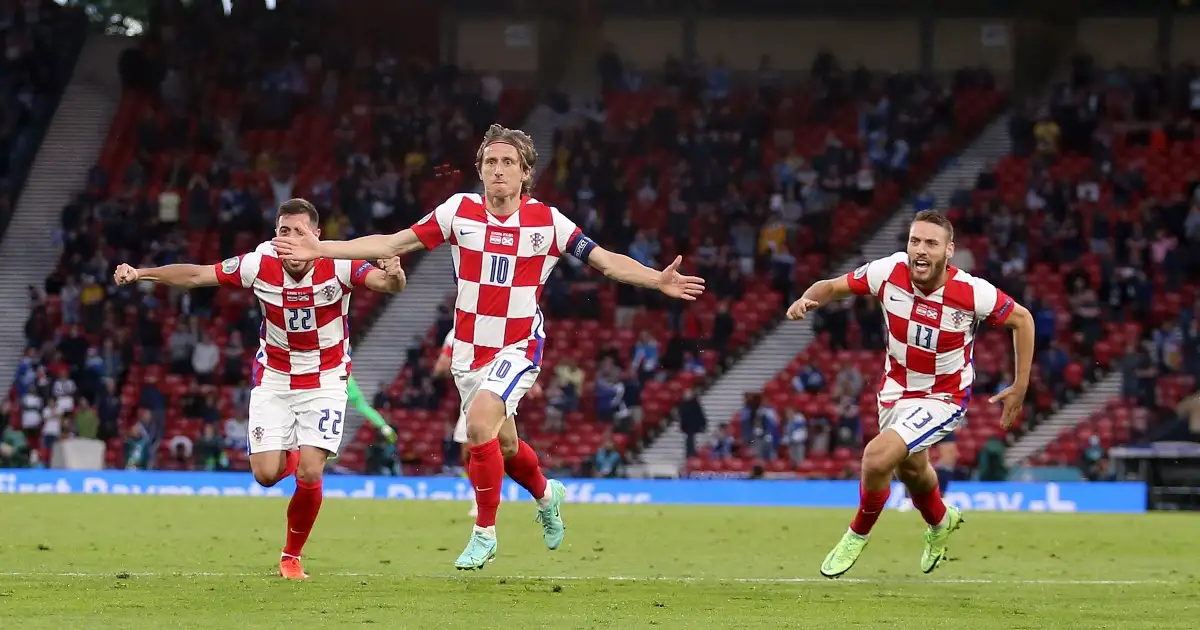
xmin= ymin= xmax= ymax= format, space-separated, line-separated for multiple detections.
xmin=0 ymin=572 xmax=1176 ymax=585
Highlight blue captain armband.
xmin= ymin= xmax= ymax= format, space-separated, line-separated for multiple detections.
xmin=566 ymin=232 xmax=597 ymax=263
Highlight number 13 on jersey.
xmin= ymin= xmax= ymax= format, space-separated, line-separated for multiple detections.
xmin=913 ymin=324 xmax=935 ymax=350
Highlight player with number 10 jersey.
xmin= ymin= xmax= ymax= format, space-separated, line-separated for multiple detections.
xmin=271 ymin=124 xmax=706 ymax=571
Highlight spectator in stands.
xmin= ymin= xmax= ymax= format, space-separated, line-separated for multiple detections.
xmin=738 ymin=393 xmax=779 ymax=461
xmin=123 ymin=418 xmax=150 ymax=471
xmin=221 ymin=332 xmax=244 ymax=385
xmin=674 ymin=387 xmax=707 ymax=458
xmin=194 ymin=424 xmax=227 ymax=472
xmin=592 ymin=435 xmax=627 ymax=479
xmin=223 ymin=410 xmax=248 ymax=452
xmin=792 ymin=363 xmax=826 ymax=393
xmin=781 ymin=405 xmax=808 ymax=465
xmin=167 ymin=324 xmax=195 ymax=375
xmin=73 ymin=398 xmax=98 ymax=440
xmin=631 ymin=330 xmax=660 ymax=383
xmin=709 ymin=424 xmax=736 ymax=460
xmin=831 ymin=360 xmax=864 ymax=402
xmin=191 ymin=332 xmax=220 ymax=385
xmin=594 ymin=358 xmax=630 ymax=426
xmin=1034 ymin=109 xmax=1061 ymax=155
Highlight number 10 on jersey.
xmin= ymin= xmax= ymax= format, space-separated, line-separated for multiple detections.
xmin=488 ymin=255 xmax=511 ymax=284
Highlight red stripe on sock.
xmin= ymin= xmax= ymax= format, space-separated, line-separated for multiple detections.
xmin=849 ymin=484 xmax=891 ymax=536
xmin=283 ymin=477 xmax=323 ymax=557
xmin=503 ymin=440 xmax=548 ymax=501
xmin=469 ymin=439 xmax=504 ymax=528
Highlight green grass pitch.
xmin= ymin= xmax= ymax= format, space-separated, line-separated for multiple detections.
xmin=0 ymin=495 xmax=1197 ymax=629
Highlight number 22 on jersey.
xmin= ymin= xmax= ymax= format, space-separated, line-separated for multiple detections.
xmin=287 ymin=308 xmax=315 ymax=332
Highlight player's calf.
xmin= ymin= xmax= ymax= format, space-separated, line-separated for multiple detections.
xmin=280 ymin=446 xmax=328 ymax=578
xmin=821 ymin=431 xmax=909 ymax=578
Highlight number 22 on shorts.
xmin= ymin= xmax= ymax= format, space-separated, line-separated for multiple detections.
xmin=318 ymin=409 xmax=343 ymax=437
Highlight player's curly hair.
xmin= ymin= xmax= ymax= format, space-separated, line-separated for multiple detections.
xmin=475 ymin=124 xmax=537 ymax=196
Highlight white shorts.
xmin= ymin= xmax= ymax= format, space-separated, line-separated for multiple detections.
xmin=453 ymin=351 xmax=539 ymax=431
xmin=878 ymin=398 xmax=965 ymax=454
xmin=247 ymin=386 xmax=349 ymax=456
xmin=453 ymin=411 xmax=468 ymax=444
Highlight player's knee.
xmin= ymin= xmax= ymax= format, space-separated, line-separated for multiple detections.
xmin=253 ymin=468 xmax=284 ymax=488
xmin=862 ymin=432 xmax=908 ymax=478
xmin=465 ymin=393 xmax=505 ymax=444
xmin=295 ymin=460 xmax=324 ymax=485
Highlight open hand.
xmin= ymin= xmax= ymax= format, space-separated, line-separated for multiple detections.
xmin=989 ymin=385 xmax=1027 ymax=429
xmin=272 ymin=226 xmax=322 ymax=262
xmin=657 ymin=256 xmax=705 ymax=301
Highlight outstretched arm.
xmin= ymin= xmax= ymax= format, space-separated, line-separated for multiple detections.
xmin=274 ymin=229 xmax=425 ymax=262
xmin=275 ymin=194 xmax=466 ymax=262
xmin=113 ymin=263 xmax=219 ymax=289
xmin=786 ymin=274 xmax=855 ymax=320
xmin=586 ymin=249 xmax=706 ymax=301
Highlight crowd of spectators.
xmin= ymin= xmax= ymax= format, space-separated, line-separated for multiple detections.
xmin=0 ymin=1 xmax=84 ymax=232
xmin=364 ymin=44 xmax=1000 ymax=477
xmin=5 ymin=1 xmax=519 ymax=471
xmin=696 ymin=52 xmax=1200 ymax=482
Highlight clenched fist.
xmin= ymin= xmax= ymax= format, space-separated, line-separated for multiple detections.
xmin=113 ymin=263 xmax=139 ymax=286
xmin=376 ymin=256 xmax=404 ymax=278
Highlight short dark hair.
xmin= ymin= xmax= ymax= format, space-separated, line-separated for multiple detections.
xmin=912 ymin=210 xmax=954 ymax=243
xmin=278 ymin=198 xmax=319 ymax=227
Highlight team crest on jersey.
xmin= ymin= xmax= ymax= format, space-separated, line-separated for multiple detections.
xmin=951 ymin=310 xmax=966 ymax=326
xmin=252 ymin=426 xmax=264 ymax=443
xmin=853 ymin=264 xmax=868 ymax=280
xmin=530 ymin=232 xmax=545 ymax=250
xmin=221 ymin=257 xmax=240 ymax=274
xmin=321 ymin=285 xmax=336 ymax=301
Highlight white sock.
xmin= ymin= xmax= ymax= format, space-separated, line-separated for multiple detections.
xmin=473 ymin=524 xmax=496 ymax=538
xmin=535 ymin=484 xmax=553 ymax=510
xmin=931 ymin=511 xmax=949 ymax=531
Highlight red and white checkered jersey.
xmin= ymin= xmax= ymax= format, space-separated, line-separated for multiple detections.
xmin=847 ymin=252 xmax=1015 ymax=407
xmin=214 ymin=252 xmax=375 ymax=390
xmin=412 ymin=193 xmax=587 ymax=371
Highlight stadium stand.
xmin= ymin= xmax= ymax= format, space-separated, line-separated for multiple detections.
xmin=683 ymin=55 xmax=1200 ymax=482
xmin=5 ymin=1 xmax=533 ymax=471
xmin=348 ymin=54 xmax=1004 ymax=476
xmin=0 ymin=1 xmax=86 ymax=238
